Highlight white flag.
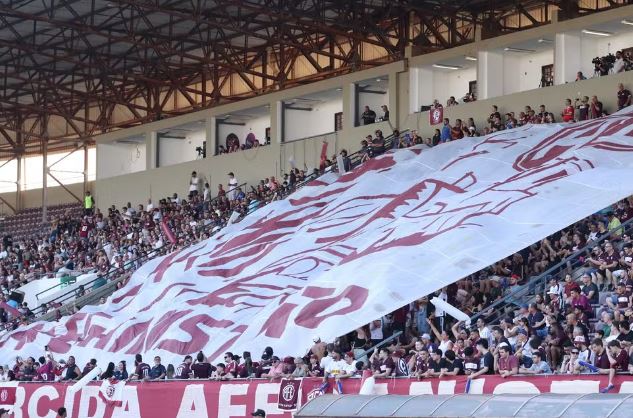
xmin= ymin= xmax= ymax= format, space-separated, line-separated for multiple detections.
xmin=99 ymin=378 xmax=125 ymax=406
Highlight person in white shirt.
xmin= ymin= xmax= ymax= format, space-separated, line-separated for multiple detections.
xmin=188 ymin=171 xmax=200 ymax=198
xmin=146 ymin=199 xmax=154 ymax=212
xmin=369 ymin=319 xmax=383 ymax=344
xmin=614 ymin=51 xmax=626 ymax=73
xmin=341 ymin=352 xmax=358 ymax=377
xmin=228 ymin=172 xmax=238 ymax=200
xmin=322 ymin=350 xmax=347 ymax=380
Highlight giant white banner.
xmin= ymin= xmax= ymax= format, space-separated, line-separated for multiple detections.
xmin=3 ymin=110 xmax=633 ymax=366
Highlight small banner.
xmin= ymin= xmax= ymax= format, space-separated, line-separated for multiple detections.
xmin=160 ymin=218 xmax=177 ymax=244
xmin=99 ymin=378 xmax=126 ymax=407
xmin=0 ymin=382 xmax=18 ymax=410
xmin=430 ymin=106 xmax=443 ymax=125
xmin=277 ymin=379 xmax=301 ymax=411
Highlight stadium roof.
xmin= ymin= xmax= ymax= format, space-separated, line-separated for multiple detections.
xmin=295 ymin=393 xmax=633 ymax=417
xmin=0 ymin=0 xmax=626 ymax=156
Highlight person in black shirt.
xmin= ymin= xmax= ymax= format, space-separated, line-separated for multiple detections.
xmin=581 ymin=273 xmax=599 ymax=304
xmin=361 ymin=106 xmax=376 ymax=125
xmin=468 ymin=339 xmax=494 ymax=380
xmin=439 ymin=350 xmax=464 ymax=377
xmin=423 ymin=349 xmax=443 ymax=378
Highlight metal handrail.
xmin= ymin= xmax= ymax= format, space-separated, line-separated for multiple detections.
xmin=470 ymin=215 xmax=633 ymax=325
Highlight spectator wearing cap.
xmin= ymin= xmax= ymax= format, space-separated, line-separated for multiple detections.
xmin=251 ymin=409 xmax=266 ymax=417
xmin=55 ymin=407 xmax=67 ymax=418
xmin=495 ymin=344 xmax=518 ymax=378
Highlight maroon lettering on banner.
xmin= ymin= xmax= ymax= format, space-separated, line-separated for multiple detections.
xmin=157 ymin=314 xmax=234 ymax=354
xmin=277 ymin=379 xmax=301 ymax=411
xmin=11 ymin=375 xmax=633 ymax=418
xmin=294 ymin=285 xmax=369 ymax=329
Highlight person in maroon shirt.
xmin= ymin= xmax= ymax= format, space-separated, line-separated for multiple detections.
xmin=600 ymin=242 xmax=620 ymax=290
xmin=35 ymin=355 xmax=56 ymax=382
xmin=599 ymin=340 xmax=630 ymax=392
xmin=129 ymin=354 xmax=150 ymax=381
xmin=175 ymin=355 xmax=192 ymax=379
xmin=191 ymin=351 xmax=215 ymax=379
xmin=591 ymin=338 xmax=611 ymax=373
xmin=569 ymin=288 xmax=591 ymax=315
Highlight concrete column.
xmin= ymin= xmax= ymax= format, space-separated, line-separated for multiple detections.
xmin=270 ymin=101 xmax=283 ymax=143
xmin=477 ymin=50 xmax=504 ymax=100
xmin=409 ymin=67 xmax=420 ymax=114
xmin=15 ymin=155 xmax=22 ymax=212
xmin=343 ymin=82 xmax=357 ymax=129
xmin=83 ymin=144 xmax=89 ymax=196
xmin=204 ymin=117 xmax=216 ymax=157
xmin=145 ymin=131 xmax=157 ymax=169
xmin=418 ymin=68 xmax=435 ymax=108
xmin=388 ymin=73 xmax=398 ymax=129
xmin=554 ymin=33 xmax=581 ymax=85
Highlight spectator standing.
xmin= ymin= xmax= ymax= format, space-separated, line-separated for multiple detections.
xmin=561 ymin=99 xmax=575 ymax=122
xmin=361 ymin=106 xmax=376 ymax=125
xmin=188 ymin=171 xmax=200 ymax=198
xmin=440 ymin=119 xmax=451 ymax=143
xmin=589 ymin=96 xmax=604 ymax=119
xmin=451 ymin=119 xmax=464 ymax=140
xmin=614 ymin=51 xmax=626 ymax=74
xmin=380 ymin=105 xmax=389 ymax=121
xmin=148 ymin=356 xmax=166 ymax=380
xmin=84 ymin=191 xmax=95 ymax=216
xmin=576 ymin=71 xmax=586 ymax=81
xmin=446 ymin=96 xmax=458 ymax=107
xmin=617 ymin=83 xmax=632 ymax=111
xmin=575 ymin=96 xmax=590 ymax=121
xmin=228 ymin=172 xmax=239 ymax=200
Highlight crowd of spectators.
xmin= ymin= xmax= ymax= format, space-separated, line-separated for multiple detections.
xmin=2 ymin=80 xmax=633 ymax=390
xmin=217 ymin=131 xmax=269 ymax=155
xmin=0 ymin=166 xmax=320 ymax=334
xmin=390 ymin=82 xmax=630 ymax=148
xmin=5 ymin=190 xmax=633 ymax=391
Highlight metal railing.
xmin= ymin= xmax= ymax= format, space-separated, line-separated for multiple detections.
xmin=470 ymin=215 xmax=633 ymax=325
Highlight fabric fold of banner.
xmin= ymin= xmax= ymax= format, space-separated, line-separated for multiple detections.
xmin=2 ymin=110 xmax=633 ymax=366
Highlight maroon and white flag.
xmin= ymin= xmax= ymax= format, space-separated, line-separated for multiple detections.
xmin=2 ymin=110 xmax=633 ymax=366
xmin=99 ymin=378 xmax=126 ymax=406
xmin=277 ymin=379 xmax=301 ymax=411
xmin=430 ymin=106 xmax=443 ymax=125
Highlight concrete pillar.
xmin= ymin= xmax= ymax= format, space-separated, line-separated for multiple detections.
xmin=554 ymin=33 xmax=581 ymax=85
xmin=205 ymin=117 xmax=216 ymax=157
xmin=270 ymin=101 xmax=283 ymax=143
xmin=477 ymin=50 xmax=504 ymax=100
xmin=409 ymin=67 xmax=420 ymax=114
xmin=418 ymin=68 xmax=435 ymax=109
xmin=343 ymin=83 xmax=357 ymax=129
xmin=388 ymin=73 xmax=398 ymax=129
xmin=145 ymin=131 xmax=157 ymax=169
xmin=16 ymin=154 xmax=22 ymax=212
